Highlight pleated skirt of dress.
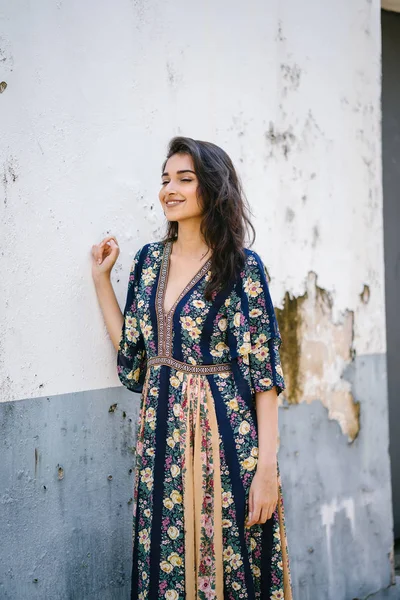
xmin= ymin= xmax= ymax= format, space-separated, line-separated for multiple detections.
xmin=131 ymin=369 xmax=292 ymax=600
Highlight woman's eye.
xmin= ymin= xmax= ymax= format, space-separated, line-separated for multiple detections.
xmin=160 ymin=179 xmax=192 ymax=185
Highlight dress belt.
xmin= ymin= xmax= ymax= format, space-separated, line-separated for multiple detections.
xmin=147 ymin=355 xmax=231 ymax=374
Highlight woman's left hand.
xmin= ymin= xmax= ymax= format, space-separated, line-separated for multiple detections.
xmin=246 ymin=463 xmax=278 ymax=527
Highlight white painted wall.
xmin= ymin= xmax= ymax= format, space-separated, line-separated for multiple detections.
xmin=0 ymin=0 xmax=385 ymax=402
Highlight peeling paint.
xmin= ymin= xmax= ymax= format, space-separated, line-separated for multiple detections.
xmin=275 ymin=289 xmax=304 ymax=405
xmin=276 ymin=271 xmax=360 ymax=441
xmin=360 ymin=284 xmax=370 ymax=304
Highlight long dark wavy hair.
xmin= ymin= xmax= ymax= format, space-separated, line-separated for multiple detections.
xmin=160 ymin=136 xmax=256 ymax=301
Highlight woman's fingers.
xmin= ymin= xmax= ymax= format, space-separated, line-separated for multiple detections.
xmin=258 ymin=501 xmax=277 ymax=524
xmin=93 ymin=244 xmax=106 ymax=265
xmin=108 ymin=239 xmax=119 ymax=253
xmin=246 ymin=489 xmax=254 ymax=527
xmin=91 ymin=244 xmax=102 ymax=263
xmin=246 ymin=472 xmax=279 ymax=527
xmin=92 ymin=239 xmax=120 ymax=273
xmin=260 ymin=506 xmax=271 ymax=524
xmin=103 ymin=239 xmax=120 ymax=264
xmin=247 ymin=499 xmax=278 ymax=526
xmin=249 ymin=488 xmax=254 ymax=515
xmin=91 ymin=236 xmax=120 ymax=266
xmin=247 ymin=495 xmax=262 ymax=527
xmin=100 ymin=235 xmax=119 ymax=249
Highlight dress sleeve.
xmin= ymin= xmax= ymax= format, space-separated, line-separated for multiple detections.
xmin=117 ymin=246 xmax=147 ymax=393
xmin=228 ymin=250 xmax=286 ymax=396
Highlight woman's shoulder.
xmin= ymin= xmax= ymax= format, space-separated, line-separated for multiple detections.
xmin=239 ymin=247 xmax=271 ymax=286
xmin=242 ymin=246 xmax=266 ymax=270
xmin=133 ymin=239 xmax=166 ymax=260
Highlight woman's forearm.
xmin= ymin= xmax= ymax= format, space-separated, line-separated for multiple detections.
xmin=255 ymin=387 xmax=279 ymax=471
xmin=93 ymin=274 xmax=124 ymax=352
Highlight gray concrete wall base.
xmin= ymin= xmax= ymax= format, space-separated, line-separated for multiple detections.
xmin=363 ymin=578 xmax=400 ymax=600
xmin=0 ymin=385 xmax=141 ymax=600
xmin=278 ymin=353 xmax=394 ymax=600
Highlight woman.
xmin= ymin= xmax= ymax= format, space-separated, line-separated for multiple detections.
xmin=91 ymin=136 xmax=292 ymax=600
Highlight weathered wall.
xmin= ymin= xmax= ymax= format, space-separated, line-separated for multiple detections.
xmin=0 ymin=0 xmax=395 ymax=598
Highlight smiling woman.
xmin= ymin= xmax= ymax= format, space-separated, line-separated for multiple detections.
xmin=92 ymin=136 xmax=292 ymax=600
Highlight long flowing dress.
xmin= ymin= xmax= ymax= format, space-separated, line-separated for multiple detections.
xmin=117 ymin=239 xmax=292 ymax=600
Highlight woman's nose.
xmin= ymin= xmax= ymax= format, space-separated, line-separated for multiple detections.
xmin=165 ymin=181 xmax=176 ymax=193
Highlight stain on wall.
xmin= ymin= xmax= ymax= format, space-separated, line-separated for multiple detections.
xmin=0 ymin=36 xmax=14 ymax=72
xmin=280 ymin=63 xmax=302 ymax=92
xmin=276 ymin=271 xmax=360 ymax=442
xmin=265 ymin=122 xmax=297 ymax=159
xmin=2 ymin=156 xmax=18 ymax=206
xmin=360 ymin=284 xmax=370 ymax=304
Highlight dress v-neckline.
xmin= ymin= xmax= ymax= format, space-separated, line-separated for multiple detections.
xmin=156 ymin=240 xmax=212 ymax=357
xmin=161 ymin=240 xmax=212 ymax=316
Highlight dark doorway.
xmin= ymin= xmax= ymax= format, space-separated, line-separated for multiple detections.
xmin=382 ymin=9 xmax=400 ymax=558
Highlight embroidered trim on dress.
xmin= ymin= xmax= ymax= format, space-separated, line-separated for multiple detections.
xmin=147 ymin=356 xmax=231 ymax=374
xmin=156 ymin=240 xmax=212 ymax=357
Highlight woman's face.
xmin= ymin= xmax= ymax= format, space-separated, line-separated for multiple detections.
xmin=159 ymin=153 xmax=203 ymax=222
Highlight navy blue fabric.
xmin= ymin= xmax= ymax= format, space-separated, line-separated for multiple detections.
xmin=200 ymin=283 xmax=235 ymax=364
xmin=117 ymin=244 xmax=150 ymax=394
xmin=136 ymin=242 xmax=150 ymax=274
xmin=245 ymin=249 xmax=280 ymax=338
xmin=207 ymin=375 xmax=256 ymax=600
xmin=260 ymin=517 xmax=274 ymax=598
xmin=130 ymin=498 xmax=140 ymax=599
xmin=225 ymin=279 xmax=255 ymax=413
xmin=148 ymin=366 xmax=170 ymax=599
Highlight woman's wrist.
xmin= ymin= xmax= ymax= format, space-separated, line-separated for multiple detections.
xmin=93 ymin=271 xmax=111 ymax=287
xmin=256 ymin=456 xmax=277 ymax=474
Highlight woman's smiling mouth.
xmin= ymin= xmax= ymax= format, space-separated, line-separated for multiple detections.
xmin=165 ymin=199 xmax=186 ymax=207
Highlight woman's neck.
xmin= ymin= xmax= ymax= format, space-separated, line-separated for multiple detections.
xmin=172 ymin=223 xmax=210 ymax=260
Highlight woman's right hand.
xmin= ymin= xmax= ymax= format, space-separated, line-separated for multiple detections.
xmin=91 ymin=235 xmax=120 ymax=280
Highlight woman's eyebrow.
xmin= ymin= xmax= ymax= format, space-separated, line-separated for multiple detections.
xmin=161 ymin=169 xmax=196 ymax=177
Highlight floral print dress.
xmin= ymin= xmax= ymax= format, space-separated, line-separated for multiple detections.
xmin=117 ymin=239 xmax=292 ymax=600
